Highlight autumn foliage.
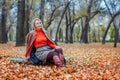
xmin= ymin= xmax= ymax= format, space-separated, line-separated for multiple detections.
xmin=0 ymin=43 xmax=120 ymax=80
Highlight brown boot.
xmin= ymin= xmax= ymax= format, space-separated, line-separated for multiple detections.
xmin=59 ymin=54 xmax=66 ymax=66
xmin=53 ymin=55 xmax=63 ymax=68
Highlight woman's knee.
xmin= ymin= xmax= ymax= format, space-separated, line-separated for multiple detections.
xmin=55 ymin=48 xmax=63 ymax=54
xmin=47 ymin=51 xmax=59 ymax=60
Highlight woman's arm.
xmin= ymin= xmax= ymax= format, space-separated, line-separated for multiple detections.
xmin=25 ymin=32 xmax=33 ymax=61
xmin=47 ymin=39 xmax=57 ymax=48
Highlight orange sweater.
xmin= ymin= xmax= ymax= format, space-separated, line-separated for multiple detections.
xmin=34 ymin=29 xmax=56 ymax=48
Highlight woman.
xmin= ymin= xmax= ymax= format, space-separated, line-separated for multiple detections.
xmin=24 ymin=18 xmax=66 ymax=68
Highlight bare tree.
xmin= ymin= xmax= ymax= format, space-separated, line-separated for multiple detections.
xmin=55 ymin=1 xmax=70 ymax=44
xmin=102 ymin=0 xmax=120 ymax=47
xmin=44 ymin=5 xmax=62 ymax=30
xmin=80 ymin=0 xmax=100 ymax=43
xmin=65 ymin=0 xmax=82 ymax=43
xmin=44 ymin=0 xmax=64 ymax=30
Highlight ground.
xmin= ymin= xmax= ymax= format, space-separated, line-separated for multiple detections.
xmin=0 ymin=42 xmax=120 ymax=80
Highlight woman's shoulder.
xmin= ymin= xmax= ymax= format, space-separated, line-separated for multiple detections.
xmin=29 ymin=30 xmax=36 ymax=33
xmin=27 ymin=30 xmax=36 ymax=34
xmin=42 ymin=29 xmax=49 ymax=33
xmin=26 ymin=30 xmax=36 ymax=36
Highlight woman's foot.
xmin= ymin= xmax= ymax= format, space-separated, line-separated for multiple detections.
xmin=53 ymin=55 xmax=63 ymax=68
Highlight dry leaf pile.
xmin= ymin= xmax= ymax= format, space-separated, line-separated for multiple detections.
xmin=0 ymin=43 xmax=120 ymax=80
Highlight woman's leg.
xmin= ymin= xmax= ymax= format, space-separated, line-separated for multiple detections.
xmin=47 ymin=51 xmax=63 ymax=68
xmin=55 ymin=48 xmax=63 ymax=55
xmin=55 ymin=48 xmax=66 ymax=65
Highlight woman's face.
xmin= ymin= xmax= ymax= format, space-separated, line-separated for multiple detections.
xmin=34 ymin=19 xmax=42 ymax=30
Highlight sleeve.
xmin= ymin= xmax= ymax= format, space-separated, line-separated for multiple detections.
xmin=44 ymin=31 xmax=57 ymax=48
xmin=26 ymin=45 xmax=33 ymax=57
xmin=26 ymin=32 xmax=30 ymax=44
xmin=25 ymin=32 xmax=33 ymax=57
xmin=47 ymin=39 xmax=57 ymax=48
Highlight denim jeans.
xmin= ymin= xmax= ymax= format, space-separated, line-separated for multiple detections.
xmin=30 ymin=48 xmax=43 ymax=64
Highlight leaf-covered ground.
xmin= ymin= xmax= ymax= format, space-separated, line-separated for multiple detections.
xmin=0 ymin=43 xmax=120 ymax=80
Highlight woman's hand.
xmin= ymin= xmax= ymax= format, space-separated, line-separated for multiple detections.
xmin=55 ymin=46 xmax=61 ymax=49
xmin=24 ymin=56 xmax=30 ymax=62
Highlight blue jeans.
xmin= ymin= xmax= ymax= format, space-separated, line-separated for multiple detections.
xmin=30 ymin=48 xmax=43 ymax=64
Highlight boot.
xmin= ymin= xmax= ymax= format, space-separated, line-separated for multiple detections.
xmin=59 ymin=54 xmax=66 ymax=66
xmin=53 ymin=55 xmax=63 ymax=68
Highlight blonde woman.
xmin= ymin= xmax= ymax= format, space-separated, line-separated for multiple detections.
xmin=24 ymin=18 xmax=66 ymax=68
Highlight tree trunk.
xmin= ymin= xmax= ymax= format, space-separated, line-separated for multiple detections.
xmin=80 ymin=17 xmax=89 ymax=43
xmin=68 ymin=5 xmax=72 ymax=43
xmin=16 ymin=0 xmax=25 ymax=46
xmin=80 ymin=0 xmax=92 ymax=43
xmin=58 ymin=28 xmax=62 ymax=42
xmin=0 ymin=0 xmax=7 ymax=43
xmin=69 ymin=26 xmax=74 ymax=43
xmin=114 ymin=26 xmax=119 ymax=47
xmin=40 ymin=0 xmax=45 ymax=25
xmin=24 ymin=0 xmax=30 ymax=36
xmin=69 ymin=2 xmax=75 ymax=43
xmin=65 ymin=2 xmax=71 ymax=43
xmin=65 ymin=11 xmax=69 ymax=43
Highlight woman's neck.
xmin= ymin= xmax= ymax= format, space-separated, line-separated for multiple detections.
xmin=36 ymin=29 xmax=42 ymax=32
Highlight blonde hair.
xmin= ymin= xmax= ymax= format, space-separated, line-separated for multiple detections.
xmin=31 ymin=18 xmax=45 ymax=30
